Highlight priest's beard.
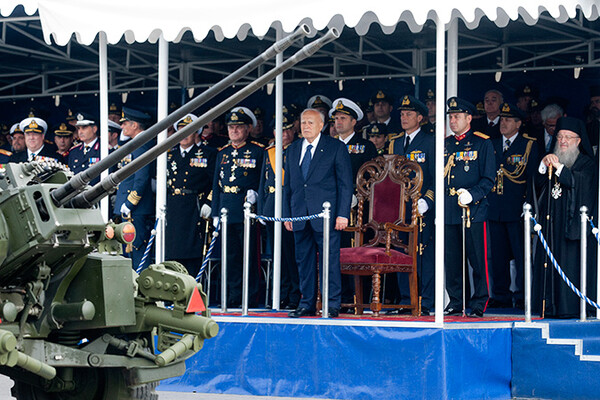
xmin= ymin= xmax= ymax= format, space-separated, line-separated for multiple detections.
xmin=553 ymin=144 xmax=580 ymax=168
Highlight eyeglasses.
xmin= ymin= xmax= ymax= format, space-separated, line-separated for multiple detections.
xmin=556 ymin=134 xmax=579 ymax=141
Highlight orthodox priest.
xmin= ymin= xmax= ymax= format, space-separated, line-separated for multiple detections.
xmin=533 ymin=117 xmax=597 ymax=318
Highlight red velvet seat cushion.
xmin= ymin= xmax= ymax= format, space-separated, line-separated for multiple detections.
xmin=340 ymin=247 xmax=412 ymax=266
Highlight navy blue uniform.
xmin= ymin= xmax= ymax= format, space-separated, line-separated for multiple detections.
xmin=488 ymin=133 xmax=539 ymax=306
xmin=389 ymin=128 xmax=436 ymax=311
xmin=444 ymin=129 xmax=495 ymax=313
xmin=0 ymin=148 xmax=12 ymax=165
xmin=113 ymin=141 xmax=156 ymax=269
xmin=258 ymin=144 xmax=300 ymax=308
xmin=211 ymin=140 xmax=264 ymax=306
xmin=343 ymin=133 xmax=378 ymax=185
xmin=166 ymin=144 xmax=216 ymax=276
xmin=68 ymin=140 xmax=101 ymax=184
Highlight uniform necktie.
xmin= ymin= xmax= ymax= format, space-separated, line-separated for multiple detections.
xmin=301 ymin=144 xmax=313 ymax=180
xmin=29 ymin=153 xmax=36 ymax=161
xmin=503 ymin=139 xmax=511 ymax=152
xmin=488 ymin=121 xmax=494 ymax=128
xmin=84 ymin=145 xmax=90 ymax=155
xmin=404 ymin=135 xmax=411 ymax=153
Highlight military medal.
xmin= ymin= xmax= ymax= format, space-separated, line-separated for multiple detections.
xmin=551 ymin=182 xmax=562 ymax=199
xmin=232 ymin=149 xmax=238 ymax=157
xmin=464 ymin=162 xmax=469 ymax=172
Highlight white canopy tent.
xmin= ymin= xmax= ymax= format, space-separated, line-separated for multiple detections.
xmin=21 ymin=0 xmax=600 ymax=325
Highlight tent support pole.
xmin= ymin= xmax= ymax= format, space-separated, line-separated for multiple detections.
xmin=434 ymin=14 xmax=446 ymax=326
xmin=155 ymin=35 xmax=168 ymax=264
xmin=99 ymin=32 xmax=109 ymax=221
xmin=273 ymin=27 xmax=284 ymax=311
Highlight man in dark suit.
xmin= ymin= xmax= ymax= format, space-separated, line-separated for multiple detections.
xmin=472 ymin=89 xmax=503 ymax=140
xmin=283 ymin=108 xmax=353 ymax=318
xmin=9 ymin=117 xmax=64 ymax=164
xmin=388 ymin=95 xmax=436 ymax=315
xmin=114 ymin=107 xmax=155 ymax=270
xmin=488 ymin=103 xmax=539 ymax=309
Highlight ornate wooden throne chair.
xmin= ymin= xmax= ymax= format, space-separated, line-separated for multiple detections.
xmin=340 ymin=154 xmax=423 ymax=316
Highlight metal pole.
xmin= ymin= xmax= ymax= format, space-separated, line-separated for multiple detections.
xmin=322 ymin=202 xmax=331 ymax=319
xmin=581 ymin=206 xmax=588 ymax=321
xmin=523 ymin=203 xmax=532 ymax=323
xmin=155 ymin=35 xmax=169 ymax=264
xmin=220 ymin=208 xmax=228 ymax=313
xmin=242 ymin=202 xmax=252 ymax=316
xmin=272 ymin=27 xmax=284 ymax=311
xmin=446 ymin=19 xmax=458 ymax=99
xmin=98 ymin=32 xmax=109 ymax=221
xmin=434 ymin=14 xmax=446 ymax=326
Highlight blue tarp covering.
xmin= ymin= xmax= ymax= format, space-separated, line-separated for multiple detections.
xmin=161 ymin=322 xmax=511 ymax=400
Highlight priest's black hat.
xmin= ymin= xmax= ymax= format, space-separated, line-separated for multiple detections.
xmin=556 ymin=116 xmax=593 ymax=157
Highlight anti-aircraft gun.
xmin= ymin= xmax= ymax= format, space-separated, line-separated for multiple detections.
xmin=0 ymin=25 xmax=338 ymax=399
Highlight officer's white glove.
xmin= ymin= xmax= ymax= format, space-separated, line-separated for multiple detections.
xmin=457 ymin=188 xmax=473 ymax=205
xmin=417 ymin=198 xmax=429 ymax=214
xmin=213 ymin=216 xmax=219 ymax=228
xmin=120 ymin=203 xmax=131 ymax=216
xmin=351 ymin=194 xmax=358 ymax=208
xmin=200 ymin=204 xmax=212 ymax=219
xmin=258 ymin=218 xmax=267 ymax=226
xmin=246 ymin=189 xmax=258 ymax=205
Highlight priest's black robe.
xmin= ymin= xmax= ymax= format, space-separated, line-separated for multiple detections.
xmin=532 ymin=154 xmax=598 ymax=318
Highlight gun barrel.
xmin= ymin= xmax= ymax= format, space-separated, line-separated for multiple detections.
xmin=50 ymin=24 xmax=311 ymax=207
xmin=69 ymin=28 xmax=340 ymax=209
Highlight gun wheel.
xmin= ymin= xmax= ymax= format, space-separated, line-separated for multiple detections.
xmin=11 ymin=368 xmax=158 ymax=400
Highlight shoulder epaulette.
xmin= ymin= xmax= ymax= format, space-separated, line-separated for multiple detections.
xmin=388 ymin=132 xmax=405 ymax=140
xmin=69 ymin=143 xmax=82 ymax=151
xmin=265 ymin=144 xmax=275 ymax=150
xmin=473 ymin=131 xmax=489 ymax=139
xmin=219 ymin=143 xmax=232 ymax=151
xmin=522 ymin=133 xmax=537 ymax=141
xmin=251 ymin=140 xmax=265 ymax=148
xmin=0 ymin=149 xmax=12 ymax=156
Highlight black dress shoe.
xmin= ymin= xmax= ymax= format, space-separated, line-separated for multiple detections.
xmin=420 ymin=307 xmax=430 ymax=316
xmin=328 ymin=308 xmax=340 ymax=318
xmin=468 ymin=309 xmax=484 ymax=318
xmin=284 ymin=303 xmax=298 ymax=310
xmin=288 ymin=307 xmax=315 ymax=318
xmin=444 ymin=307 xmax=462 ymax=316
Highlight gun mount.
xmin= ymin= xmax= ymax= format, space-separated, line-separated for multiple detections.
xmin=0 ymin=26 xmax=339 ymax=399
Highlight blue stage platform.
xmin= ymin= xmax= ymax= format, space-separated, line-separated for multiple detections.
xmin=159 ymin=312 xmax=600 ymax=399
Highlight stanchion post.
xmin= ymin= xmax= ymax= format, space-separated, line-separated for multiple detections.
xmin=220 ymin=208 xmax=228 ymax=313
xmin=523 ymin=203 xmax=532 ymax=323
xmin=322 ymin=202 xmax=331 ymax=319
xmin=580 ymin=206 xmax=588 ymax=322
xmin=242 ymin=202 xmax=252 ymax=316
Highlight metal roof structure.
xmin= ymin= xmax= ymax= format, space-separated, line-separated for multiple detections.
xmin=0 ymin=5 xmax=598 ymax=101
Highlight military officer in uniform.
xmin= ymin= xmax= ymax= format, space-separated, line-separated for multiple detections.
xmin=258 ymin=112 xmax=300 ymax=309
xmin=365 ymin=122 xmax=389 ymax=156
xmin=329 ymin=98 xmax=377 ymax=307
xmin=53 ymin=123 xmax=74 ymax=161
xmin=488 ymin=103 xmax=539 ymax=308
xmin=198 ymin=117 xmax=229 ymax=150
xmin=444 ymin=97 xmax=495 ymax=317
xmin=114 ymin=107 xmax=155 ymax=270
xmin=9 ymin=124 xmax=25 ymax=155
xmin=371 ymin=90 xmax=401 ymax=135
xmin=388 ymin=95 xmax=436 ymax=315
xmin=166 ymin=114 xmax=217 ymax=277
xmin=307 ymin=95 xmax=332 ymax=134
xmin=9 ymin=117 xmax=63 ymax=164
xmin=211 ymin=106 xmax=265 ymax=307
xmin=68 ymin=113 xmax=101 ymax=184
xmin=329 ymin=98 xmax=378 ymax=182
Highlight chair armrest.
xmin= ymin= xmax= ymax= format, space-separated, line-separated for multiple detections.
xmin=384 ymin=223 xmax=417 ymax=254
